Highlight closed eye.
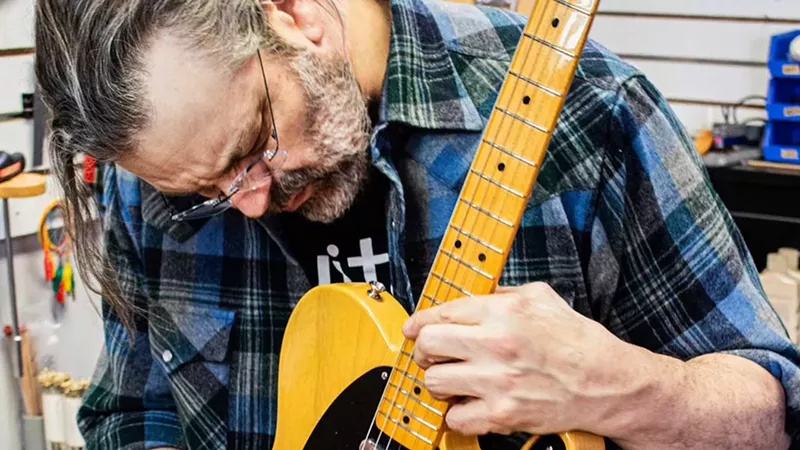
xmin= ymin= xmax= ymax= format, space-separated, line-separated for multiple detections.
xmin=223 ymin=104 xmax=274 ymax=177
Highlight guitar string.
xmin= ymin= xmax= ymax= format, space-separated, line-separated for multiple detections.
xmin=368 ymin=2 xmax=560 ymax=448
xmin=385 ymin=2 xmax=587 ymax=448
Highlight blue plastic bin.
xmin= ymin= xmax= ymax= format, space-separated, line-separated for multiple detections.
xmin=763 ymin=122 xmax=800 ymax=164
xmin=767 ymin=30 xmax=800 ymax=78
xmin=766 ymin=78 xmax=800 ymax=121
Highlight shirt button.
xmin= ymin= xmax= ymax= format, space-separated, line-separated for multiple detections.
xmin=162 ymin=350 xmax=173 ymax=363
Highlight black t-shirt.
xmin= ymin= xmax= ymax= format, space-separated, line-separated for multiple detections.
xmin=279 ymin=169 xmax=391 ymax=287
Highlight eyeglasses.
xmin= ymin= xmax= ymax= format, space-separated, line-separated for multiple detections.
xmin=166 ymin=50 xmax=287 ymax=222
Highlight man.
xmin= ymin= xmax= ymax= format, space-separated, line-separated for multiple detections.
xmin=34 ymin=0 xmax=799 ymax=448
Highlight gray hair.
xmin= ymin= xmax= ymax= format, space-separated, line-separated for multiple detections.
xmin=35 ymin=0 xmax=288 ymax=330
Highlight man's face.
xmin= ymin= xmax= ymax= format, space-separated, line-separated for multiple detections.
xmin=123 ymin=16 xmax=372 ymax=223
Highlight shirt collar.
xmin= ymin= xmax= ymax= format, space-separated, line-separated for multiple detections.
xmin=140 ymin=182 xmax=211 ymax=243
xmin=378 ymin=0 xmax=486 ymax=131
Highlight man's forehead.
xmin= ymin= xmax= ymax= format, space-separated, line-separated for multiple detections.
xmin=132 ymin=36 xmax=259 ymax=187
xmin=144 ymin=36 xmax=238 ymax=124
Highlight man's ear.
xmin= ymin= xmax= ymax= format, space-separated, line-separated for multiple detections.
xmin=262 ymin=0 xmax=325 ymax=48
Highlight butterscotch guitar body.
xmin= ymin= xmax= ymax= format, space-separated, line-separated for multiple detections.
xmin=273 ymin=283 xmax=605 ymax=450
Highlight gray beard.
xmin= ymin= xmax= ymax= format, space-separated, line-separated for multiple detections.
xmin=265 ymin=50 xmax=372 ymax=223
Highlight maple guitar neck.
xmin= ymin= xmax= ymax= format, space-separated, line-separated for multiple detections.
xmin=375 ymin=0 xmax=601 ymax=447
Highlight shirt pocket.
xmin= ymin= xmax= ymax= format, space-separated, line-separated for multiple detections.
xmin=150 ymin=301 xmax=235 ymax=372
xmin=149 ymin=301 xmax=236 ymax=448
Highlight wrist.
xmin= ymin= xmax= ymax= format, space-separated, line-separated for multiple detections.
xmin=586 ymin=328 xmax=687 ymax=445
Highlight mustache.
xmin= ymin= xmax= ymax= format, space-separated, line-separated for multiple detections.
xmin=267 ymin=166 xmax=327 ymax=213
xmin=266 ymin=152 xmax=369 ymax=217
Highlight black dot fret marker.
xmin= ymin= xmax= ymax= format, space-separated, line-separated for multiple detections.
xmin=552 ymin=18 xmax=560 ymax=27
xmin=455 ymin=240 xmax=462 ymax=249
xmin=403 ymin=416 xmax=410 ymax=424
xmin=498 ymin=162 xmax=506 ymax=171
xmin=479 ymin=253 xmax=486 ymax=262
xmin=523 ymin=96 xmax=531 ymax=105
xmin=413 ymin=386 xmax=422 ymax=395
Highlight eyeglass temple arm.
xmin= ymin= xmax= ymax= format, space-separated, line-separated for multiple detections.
xmin=257 ymin=50 xmax=279 ymax=152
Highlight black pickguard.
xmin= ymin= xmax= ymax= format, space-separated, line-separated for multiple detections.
xmin=303 ymin=366 xmax=580 ymax=450
xmin=304 ymin=367 xmax=394 ymax=450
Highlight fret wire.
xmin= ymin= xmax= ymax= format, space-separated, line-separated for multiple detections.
xmin=524 ymin=33 xmax=577 ymax=59
xmin=482 ymin=139 xmax=536 ymax=167
xmin=449 ymin=225 xmax=503 ymax=255
xmin=385 ymin=402 xmax=440 ymax=432
xmin=440 ymin=249 xmax=495 ymax=281
xmin=431 ymin=272 xmax=474 ymax=297
xmin=377 ymin=411 xmax=434 ymax=445
xmin=495 ymin=107 xmax=549 ymax=134
xmin=400 ymin=349 xmax=413 ymax=359
xmin=554 ymin=0 xmax=592 ymax=16
xmin=421 ymin=294 xmax=442 ymax=305
xmin=399 ymin=369 xmax=425 ymax=386
xmin=386 ymin=381 xmax=444 ymax=416
xmin=470 ymin=169 xmax=525 ymax=198
xmin=509 ymin=71 xmax=562 ymax=97
xmin=459 ymin=198 xmax=514 ymax=228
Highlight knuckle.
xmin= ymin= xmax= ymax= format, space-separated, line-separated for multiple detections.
xmin=427 ymin=389 xmax=449 ymax=401
xmin=444 ymin=413 xmax=465 ymax=433
xmin=485 ymin=330 xmax=522 ymax=361
xmin=422 ymin=368 xmax=440 ymax=392
xmin=523 ymin=281 xmax=554 ymax=300
xmin=414 ymin=328 xmax=433 ymax=356
xmin=412 ymin=350 xmax=428 ymax=368
xmin=498 ymin=366 xmax=525 ymax=391
xmin=488 ymin=398 xmax=520 ymax=428
xmin=529 ymin=281 xmax=552 ymax=293
xmin=503 ymin=292 xmax=530 ymax=314
xmin=437 ymin=306 xmax=456 ymax=324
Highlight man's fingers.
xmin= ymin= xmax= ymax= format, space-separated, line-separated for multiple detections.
xmin=403 ymin=296 xmax=492 ymax=339
xmin=412 ymin=324 xmax=476 ymax=369
xmin=423 ymin=362 xmax=487 ymax=399
xmin=446 ymin=398 xmax=512 ymax=436
xmin=446 ymin=398 xmax=490 ymax=435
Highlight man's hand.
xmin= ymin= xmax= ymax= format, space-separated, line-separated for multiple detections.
xmin=403 ymin=282 xmax=642 ymax=438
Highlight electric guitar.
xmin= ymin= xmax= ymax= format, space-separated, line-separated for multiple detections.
xmin=274 ymin=0 xmax=604 ymax=448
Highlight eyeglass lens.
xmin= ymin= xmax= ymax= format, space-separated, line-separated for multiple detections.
xmin=227 ymin=134 xmax=286 ymax=196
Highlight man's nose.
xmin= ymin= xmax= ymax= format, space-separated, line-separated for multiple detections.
xmin=225 ymin=179 xmax=273 ymax=218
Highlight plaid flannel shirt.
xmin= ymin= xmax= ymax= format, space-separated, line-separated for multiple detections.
xmin=78 ymin=0 xmax=800 ymax=448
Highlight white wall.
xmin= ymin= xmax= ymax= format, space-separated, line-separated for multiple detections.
xmin=1 ymin=1 xmax=103 ymax=449
xmin=590 ymin=0 xmax=800 ymax=135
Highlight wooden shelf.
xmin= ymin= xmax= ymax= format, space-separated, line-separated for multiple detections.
xmin=0 ymin=173 xmax=46 ymax=199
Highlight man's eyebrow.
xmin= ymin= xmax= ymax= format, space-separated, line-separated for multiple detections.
xmin=220 ymin=128 xmax=250 ymax=175
xmin=220 ymin=95 xmax=270 ymax=177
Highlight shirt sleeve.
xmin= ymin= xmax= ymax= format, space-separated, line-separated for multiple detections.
xmin=588 ymin=74 xmax=800 ymax=442
xmin=77 ymin=165 xmax=185 ymax=450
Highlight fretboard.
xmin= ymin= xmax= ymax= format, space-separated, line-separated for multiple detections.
xmin=375 ymin=0 xmax=600 ymax=447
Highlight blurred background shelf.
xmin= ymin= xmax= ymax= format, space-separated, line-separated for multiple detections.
xmin=707 ymin=162 xmax=800 ymax=271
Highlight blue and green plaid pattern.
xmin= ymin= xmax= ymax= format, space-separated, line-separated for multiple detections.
xmin=78 ymin=0 xmax=800 ymax=448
